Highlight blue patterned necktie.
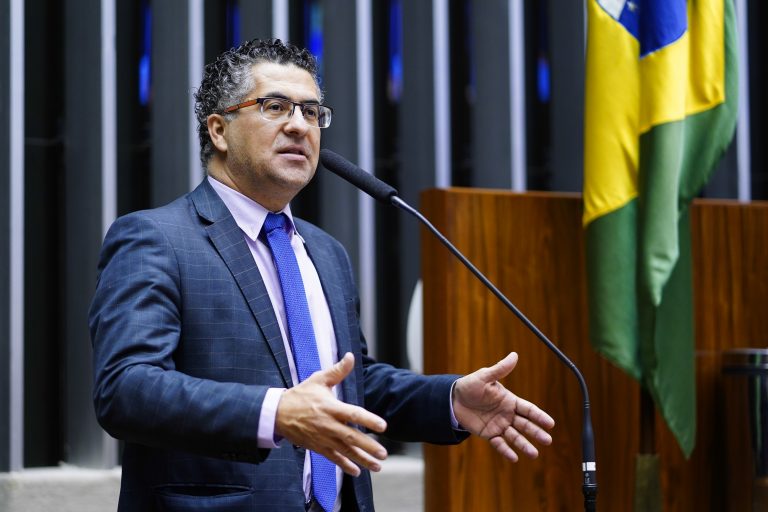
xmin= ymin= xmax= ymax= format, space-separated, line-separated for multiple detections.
xmin=263 ymin=212 xmax=336 ymax=512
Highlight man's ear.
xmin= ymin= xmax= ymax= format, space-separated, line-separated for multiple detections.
xmin=207 ymin=114 xmax=228 ymax=153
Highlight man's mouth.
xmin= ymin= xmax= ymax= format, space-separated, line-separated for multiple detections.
xmin=278 ymin=145 xmax=307 ymax=157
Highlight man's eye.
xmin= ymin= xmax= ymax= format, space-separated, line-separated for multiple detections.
xmin=265 ymin=101 xmax=287 ymax=112
xmin=304 ymin=107 xmax=319 ymax=118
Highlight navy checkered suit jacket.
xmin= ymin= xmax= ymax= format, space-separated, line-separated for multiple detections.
xmin=89 ymin=179 xmax=467 ymax=511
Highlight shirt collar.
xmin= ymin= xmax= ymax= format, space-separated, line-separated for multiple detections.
xmin=206 ymin=176 xmax=303 ymax=242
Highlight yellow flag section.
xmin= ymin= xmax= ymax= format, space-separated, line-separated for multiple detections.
xmin=583 ymin=1 xmax=640 ymax=226
xmin=584 ymin=0 xmax=727 ymax=226
xmin=583 ymin=0 xmax=737 ymax=457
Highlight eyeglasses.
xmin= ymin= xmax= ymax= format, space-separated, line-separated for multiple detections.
xmin=221 ymin=97 xmax=333 ymax=128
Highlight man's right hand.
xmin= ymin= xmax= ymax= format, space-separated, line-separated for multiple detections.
xmin=275 ymin=352 xmax=388 ymax=476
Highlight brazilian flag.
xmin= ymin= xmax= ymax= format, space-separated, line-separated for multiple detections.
xmin=583 ymin=0 xmax=738 ymax=456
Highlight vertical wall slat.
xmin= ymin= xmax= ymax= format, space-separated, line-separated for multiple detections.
xmin=0 ymin=0 xmax=25 ymax=473
xmin=433 ymin=0 xmax=451 ymax=189
xmin=99 ymin=0 xmax=118 ymax=467
xmin=0 ymin=0 xmax=10 ymax=472
xmin=64 ymin=0 xmax=110 ymax=467
xmin=240 ymin=0 xmax=273 ymax=41
xmin=355 ymin=0 xmax=376 ymax=353
xmin=509 ymin=0 xmax=527 ymax=191
xmin=547 ymin=0 xmax=585 ymax=192
xmin=319 ymin=0 xmax=360 ymax=272
xmin=736 ymin=0 xmax=752 ymax=201
xmin=388 ymin=0 xmax=438 ymax=368
xmin=189 ymin=0 xmax=204 ymax=190
xmin=152 ymin=0 xmax=194 ymax=206
xmin=272 ymin=0 xmax=289 ymax=41
xmin=471 ymin=0 xmax=512 ymax=188
xmin=9 ymin=0 xmax=24 ymax=472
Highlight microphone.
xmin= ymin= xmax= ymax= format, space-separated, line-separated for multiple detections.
xmin=319 ymin=149 xmax=598 ymax=511
xmin=318 ymin=149 xmax=398 ymax=202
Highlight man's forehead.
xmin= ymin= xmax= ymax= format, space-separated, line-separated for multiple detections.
xmin=248 ymin=62 xmax=320 ymax=100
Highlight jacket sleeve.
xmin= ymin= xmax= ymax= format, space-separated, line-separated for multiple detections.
xmin=89 ymin=212 xmax=270 ymax=463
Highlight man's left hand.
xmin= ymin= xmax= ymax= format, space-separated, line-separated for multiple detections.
xmin=453 ymin=352 xmax=555 ymax=462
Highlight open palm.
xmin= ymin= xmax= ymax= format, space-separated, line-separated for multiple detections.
xmin=453 ymin=352 xmax=555 ymax=462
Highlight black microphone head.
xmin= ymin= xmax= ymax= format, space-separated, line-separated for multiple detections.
xmin=320 ymin=149 xmax=398 ymax=203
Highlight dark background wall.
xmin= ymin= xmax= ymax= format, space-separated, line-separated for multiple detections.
xmin=1 ymin=0 xmax=763 ymax=470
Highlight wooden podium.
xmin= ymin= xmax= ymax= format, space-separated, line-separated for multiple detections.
xmin=420 ymin=188 xmax=768 ymax=511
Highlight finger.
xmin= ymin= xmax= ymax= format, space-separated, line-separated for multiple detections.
xmin=335 ymin=402 xmax=387 ymax=433
xmin=480 ymin=352 xmax=519 ymax=383
xmin=331 ymin=424 xmax=388 ymax=461
xmin=513 ymin=397 xmax=555 ymax=430
xmin=312 ymin=352 xmax=355 ymax=387
xmin=323 ymin=450 xmax=362 ymax=477
xmin=504 ymin=425 xmax=540 ymax=459
xmin=512 ymin=414 xmax=553 ymax=446
xmin=317 ymin=429 xmax=387 ymax=476
xmin=489 ymin=436 xmax=519 ymax=463
xmin=332 ymin=438 xmax=387 ymax=472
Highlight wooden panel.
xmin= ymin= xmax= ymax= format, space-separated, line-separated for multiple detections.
xmin=657 ymin=200 xmax=768 ymax=511
xmin=421 ymin=189 xmax=768 ymax=511
xmin=421 ymin=189 xmax=638 ymax=511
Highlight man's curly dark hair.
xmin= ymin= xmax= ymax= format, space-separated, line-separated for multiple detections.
xmin=194 ymin=38 xmax=320 ymax=167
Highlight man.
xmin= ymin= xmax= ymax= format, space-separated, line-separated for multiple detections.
xmin=90 ymin=39 xmax=554 ymax=512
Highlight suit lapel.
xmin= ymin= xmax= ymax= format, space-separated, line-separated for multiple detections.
xmin=298 ymin=224 xmax=359 ymax=407
xmin=190 ymin=180 xmax=293 ymax=387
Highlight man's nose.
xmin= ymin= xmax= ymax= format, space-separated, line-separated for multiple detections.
xmin=284 ymin=105 xmax=310 ymax=132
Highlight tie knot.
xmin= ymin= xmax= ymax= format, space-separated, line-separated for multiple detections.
xmin=264 ymin=212 xmax=290 ymax=235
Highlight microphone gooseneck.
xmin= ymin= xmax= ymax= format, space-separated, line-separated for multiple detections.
xmin=320 ymin=149 xmax=598 ymax=511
